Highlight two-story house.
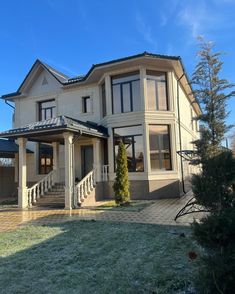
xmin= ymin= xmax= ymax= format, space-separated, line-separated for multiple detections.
xmin=0 ymin=52 xmax=200 ymax=209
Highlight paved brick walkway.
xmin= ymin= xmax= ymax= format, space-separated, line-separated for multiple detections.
xmin=0 ymin=192 xmax=204 ymax=232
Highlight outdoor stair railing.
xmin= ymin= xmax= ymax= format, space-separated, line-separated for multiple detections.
xmin=75 ymin=169 xmax=95 ymax=205
xmin=27 ymin=170 xmax=56 ymax=207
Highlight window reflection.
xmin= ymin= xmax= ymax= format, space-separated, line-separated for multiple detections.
xmin=113 ymin=126 xmax=144 ymax=172
xmin=112 ymin=72 xmax=141 ymax=114
xmin=146 ymin=71 xmax=168 ymax=111
xmin=149 ymin=125 xmax=172 ymax=171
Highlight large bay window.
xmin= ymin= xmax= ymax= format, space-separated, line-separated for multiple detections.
xmin=146 ymin=70 xmax=168 ymax=111
xmin=113 ymin=125 xmax=144 ymax=172
xmin=112 ymin=72 xmax=141 ymax=114
xmin=149 ymin=125 xmax=172 ymax=171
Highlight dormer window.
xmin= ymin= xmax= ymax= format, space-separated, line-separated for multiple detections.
xmin=82 ymin=96 xmax=91 ymax=113
xmin=39 ymin=99 xmax=56 ymax=121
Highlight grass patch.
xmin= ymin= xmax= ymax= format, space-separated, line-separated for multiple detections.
xmin=95 ymin=200 xmax=155 ymax=211
xmin=0 ymin=221 xmax=199 ymax=293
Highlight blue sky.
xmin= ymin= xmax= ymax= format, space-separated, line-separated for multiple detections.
xmin=0 ymin=0 xmax=235 ymax=142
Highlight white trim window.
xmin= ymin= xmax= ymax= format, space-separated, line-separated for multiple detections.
xmin=146 ymin=70 xmax=168 ymax=111
xmin=113 ymin=125 xmax=144 ymax=172
xmin=38 ymin=99 xmax=56 ymax=121
xmin=82 ymin=96 xmax=92 ymax=113
xmin=111 ymin=71 xmax=141 ymax=114
xmin=149 ymin=125 xmax=172 ymax=171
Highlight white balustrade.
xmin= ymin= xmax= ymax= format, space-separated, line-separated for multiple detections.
xmin=75 ymin=170 xmax=95 ymax=205
xmin=27 ymin=170 xmax=56 ymax=207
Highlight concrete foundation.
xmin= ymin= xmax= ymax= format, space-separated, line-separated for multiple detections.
xmin=96 ymin=179 xmax=183 ymax=200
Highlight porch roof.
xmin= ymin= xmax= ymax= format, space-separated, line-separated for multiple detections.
xmin=0 ymin=116 xmax=108 ymax=142
xmin=0 ymin=138 xmax=33 ymax=158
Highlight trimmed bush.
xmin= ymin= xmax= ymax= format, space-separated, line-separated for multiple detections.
xmin=113 ymin=140 xmax=130 ymax=205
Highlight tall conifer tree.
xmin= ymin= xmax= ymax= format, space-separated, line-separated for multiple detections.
xmin=113 ymin=140 xmax=130 ymax=205
xmin=191 ymin=38 xmax=235 ymax=293
xmin=191 ymin=37 xmax=234 ymax=164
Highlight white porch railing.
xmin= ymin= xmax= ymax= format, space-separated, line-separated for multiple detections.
xmin=27 ymin=170 xmax=56 ymax=207
xmin=102 ymin=165 xmax=109 ymax=182
xmin=75 ymin=170 xmax=95 ymax=205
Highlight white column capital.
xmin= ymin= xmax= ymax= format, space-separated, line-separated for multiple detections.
xmin=17 ymin=137 xmax=27 ymax=146
xmin=63 ymin=132 xmax=74 ymax=143
xmin=92 ymin=138 xmax=100 ymax=145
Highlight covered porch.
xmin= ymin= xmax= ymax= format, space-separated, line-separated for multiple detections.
xmin=0 ymin=116 xmax=109 ymax=209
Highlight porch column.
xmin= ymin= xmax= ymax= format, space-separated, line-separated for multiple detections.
xmin=52 ymin=142 xmax=59 ymax=183
xmin=64 ymin=132 xmax=74 ymax=210
xmin=92 ymin=138 xmax=102 ymax=182
xmin=17 ymin=137 xmax=28 ymax=208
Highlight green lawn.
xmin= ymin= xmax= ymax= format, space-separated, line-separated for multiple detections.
xmin=0 ymin=221 xmax=199 ymax=294
xmin=95 ymin=200 xmax=155 ymax=211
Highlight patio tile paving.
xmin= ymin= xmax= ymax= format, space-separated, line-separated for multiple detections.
xmin=0 ymin=191 xmax=205 ymax=232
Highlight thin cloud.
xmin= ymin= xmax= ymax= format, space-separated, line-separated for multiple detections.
xmin=177 ymin=3 xmax=207 ymax=38
xmin=160 ymin=12 xmax=167 ymax=27
xmin=135 ymin=12 xmax=158 ymax=49
xmin=177 ymin=0 xmax=235 ymax=40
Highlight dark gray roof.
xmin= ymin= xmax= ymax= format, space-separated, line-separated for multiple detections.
xmin=0 ymin=139 xmax=33 ymax=158
xmin=2 ymin=52 xmax=181 ymax=98
xmin=40 ymin=61 xmax=69 ymax=83
xmin=0 ymin=116 xmax=108 ymax=139
xmin=65 ymin=52 xmax=180 ymax=85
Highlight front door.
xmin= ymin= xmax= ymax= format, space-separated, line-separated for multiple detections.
xmin=81 ymin=145 xmax=94 ymax=178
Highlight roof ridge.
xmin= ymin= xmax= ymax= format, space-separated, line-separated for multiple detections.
xmin=39 ymin=60 xmax=69 ymax=80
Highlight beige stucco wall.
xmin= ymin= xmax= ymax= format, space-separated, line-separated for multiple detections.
xmin=172 ymin=73 xmax=200 ymax=185
xmin=58 ymin=86 xmax=101 ymax=123
xmin=12 ymin=62 xmax=201 ymax=195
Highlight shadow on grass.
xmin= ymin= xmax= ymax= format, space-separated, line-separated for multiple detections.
xmin=0 ymin=217 xmax=199 ymax=294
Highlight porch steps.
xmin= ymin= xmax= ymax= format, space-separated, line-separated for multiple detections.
xmin=33 ymin=183 xmax=65 ymax=208
xmin=33 ymin=178 xmax=98 ymax=208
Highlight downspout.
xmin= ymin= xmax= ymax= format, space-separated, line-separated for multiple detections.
xmin=4 ymin=99 xmax=15 ymax=128
xmin=177 ymin=73 xmax=186 ymax=194
xmin=4 ymin=99 xmax=15 ymax=109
